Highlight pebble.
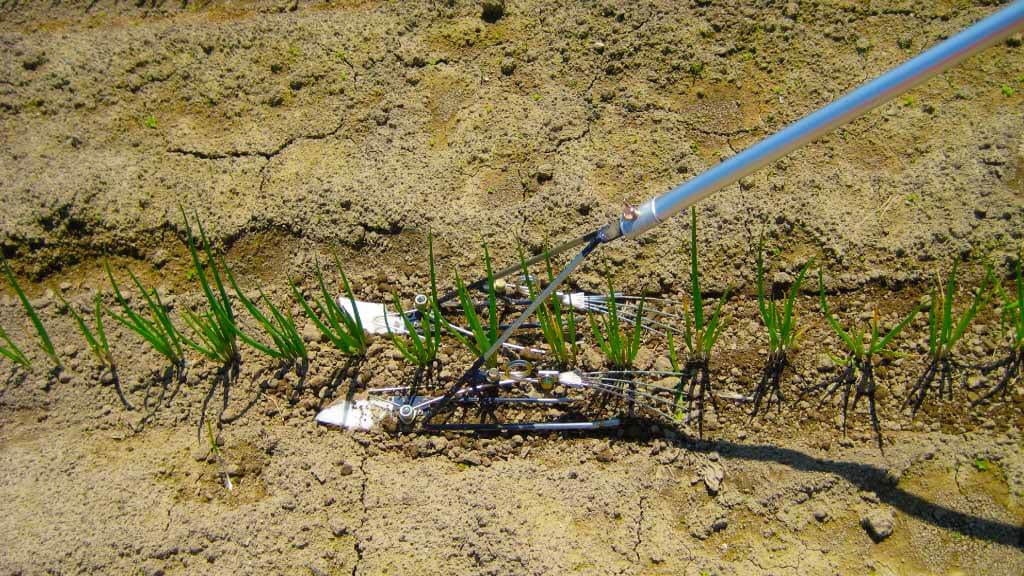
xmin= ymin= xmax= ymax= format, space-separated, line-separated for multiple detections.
xmin=302 ymin=322 xmax=322 ymax=343
xmin=535 ymin=164 xmax=554 ymax=183
xmin=861 ymin=509 xmax=895 ymax=541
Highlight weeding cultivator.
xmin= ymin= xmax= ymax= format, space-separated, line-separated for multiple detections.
xmin=316 ymin=3 xmax=1024 ymax=434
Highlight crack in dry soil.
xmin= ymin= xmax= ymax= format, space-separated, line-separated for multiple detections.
xmin=632 ymin=494 xmax=646 ymax=563
xmin=351 ymin=450 xmax=370 ymax=576
xmin=168 ymin=119 xmax=347 ymax=162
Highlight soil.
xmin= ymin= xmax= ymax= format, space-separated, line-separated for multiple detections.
xmin=1 ymin=1 xmax=1022 ymax=575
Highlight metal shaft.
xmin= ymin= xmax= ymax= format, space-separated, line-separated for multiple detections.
xmin=604 ymin=1 xmax=1024 ymax=241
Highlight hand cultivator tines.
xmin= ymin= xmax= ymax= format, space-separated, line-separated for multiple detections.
xmin=316 ymin=4 xmax=1024 ymax=434
xmin=317 ymin=358 xmax=752 ymax=432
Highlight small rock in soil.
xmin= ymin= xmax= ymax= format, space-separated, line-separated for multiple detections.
xmin=702 ymin=462 xmax=725 ymax=495
xmin=861 ymin=509 xmax=895 ymax=542
xmin=536 ymin=164 xmax=554 ymax=183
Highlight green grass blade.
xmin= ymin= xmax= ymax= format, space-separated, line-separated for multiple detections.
xmin=951 ymin=265 xmax=991 ymax=345
xmin=482 ymin=244 xmax=498 ymax=342
xmin=818 ymin=269 xmax=857 ymax=355
xmin=941 ymin=259 xmax=957 ymax=348
xmin=780 ymin=260 xmax=811 ymax=349
xmin=689 ymin=207 xmax=704 ymax=331
xmin=626 ymin=296 xmax=645 ymax=366
xmin=871 ymin=303 xmax=922 ymax=355
xmin=2 ymin=258 xmax=58 ymax=367
xmin=0 ymin=321 xmax=30 ymax=368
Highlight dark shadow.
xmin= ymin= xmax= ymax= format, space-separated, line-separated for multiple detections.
xmin=198 ymin=359 xmax=238 ymax=441
xmin=687 ymin=439 xmax=1023 ymax=549
xmin=970 ymin=349 xmax=1022 ymax=406
xmin=0 ymin=369 xmax=28 ymax=399
xmin=108 ymin=365 xmax=135 ymax=412
xmin=318 ymin=357 xmax=361 ymax=411
xmin=133 ymin=361 xmax=185 ymax=433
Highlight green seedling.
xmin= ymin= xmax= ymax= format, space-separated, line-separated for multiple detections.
xmin=180 ymin=209 xmax=240 ymax=367
xmin=750 ymin=234 xmax=812 ymax=420
xmin=809 ymin=269 xmax=921 ymax=451
xmin=143 ymin=114 xmax=158 ymax=129
xmin=62 ymin=292 xmax=135 ymax=410
xmin=0 ymin=320 xmax=30 ymax=368
xmin=106 ymin=261 xmax=186 ymax=378
xmin=447 ymin=244 xmax=500 ymax=368
xmin=62 ymin=293 xmax=114 ymax=369
xmin=672 ymin=207 xmax=730 ymax=438
xmin=521 ymin=247 xmax=578 ymax=367
xmin=293 ymin=256 xmax=367 ymax=357
xmin=387 ymin=233 xmax=443 ymax=370
xmin=973 ymin=458 xmax=990 ymax=472
xmin=2 ymin=258 xmax=59 ymax=369
xmin=587 ymin=274 xmax=644 ymax=371
xmin=225 ymin=267 xmax=308 ymax=372
xmin=972 ymin=254 xmax=1023 ymax=405
xmin=906 ymin=258 xmax=992 ymax=414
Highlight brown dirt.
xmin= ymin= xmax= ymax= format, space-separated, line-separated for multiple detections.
xmin=1 ymin=1 xmax=1022 ymax=575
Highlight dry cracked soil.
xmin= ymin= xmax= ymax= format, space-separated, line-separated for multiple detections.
xmin=1 ymin=1 xmax=1023 ymax=575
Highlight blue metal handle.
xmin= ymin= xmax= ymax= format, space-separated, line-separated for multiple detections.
xmin=611 ymin=1 xmax=1024 ymax=240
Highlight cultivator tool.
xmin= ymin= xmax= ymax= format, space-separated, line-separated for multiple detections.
xmin=317 ymin=3 xmax=1024 ymax=433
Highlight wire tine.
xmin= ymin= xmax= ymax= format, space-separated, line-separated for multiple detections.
xmin=618 ymin=303 xmax=687 ymax=323
xmin=589 ymin=376 xmax=682 ymax=395
xmin=613 ymin=295 xmax=683 ymax=304
xmin=580 ymin=381 xmax=678 ymax=422
xmin=583 ymin=378 xmax=680 ymax=411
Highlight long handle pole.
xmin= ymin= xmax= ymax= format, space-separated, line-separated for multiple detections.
xmin=602 ymin=1 xmax=1024 ymax=242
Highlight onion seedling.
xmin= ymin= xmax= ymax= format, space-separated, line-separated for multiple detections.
xmin=2 ymin=257 xmax=59 ymax=369
xmin=293 ymin=256 xmax=367 ymax=357
xmin=972 ymin=254 xmax=1022 ymax=405
xmin=447 ymin=244 xmax=500 ymax=368
xmin=587 ymin=274 xmax=644 ymax=371
xmin=809 ymin=269 xmax=921 ymax=450
xmin=225 ymin=267 xmax=308 ymax=373
xmin=105 ymin=261 xmax=186 ymax=380
xmin=0 ymin=320 xmax=30 ymax=368
xmin=520 ymin=247 xmax=578 ymax=368
xmin=62 ymin=292 xmax=134 ymax=410
xmin=672 ymin=207 xmax=730 ymax=438
xmin=905 ymin=258 xmax=992 ymax=414
xmin=750 ymin=234 xmax=812 ymax=420
xmin=387 ymin=233 xmax=443 ymax=370
xmin=62 ymin=293 xmax=114 ymax=370
xmin=180 ymin=209 xmax=240 ymax=368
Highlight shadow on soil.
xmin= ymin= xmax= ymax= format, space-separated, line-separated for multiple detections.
xmin=700 ymin=439 xmax=1023 ymax=549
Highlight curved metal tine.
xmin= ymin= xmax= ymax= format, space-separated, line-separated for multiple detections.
xmin=614 ymin=303 xmax=688 ymax=325
xmin=366 ymin=386 xmax=415 ymax=394
xmin=617 ymin=303 xmax=687 ymax=323
xmin=590 ymin=294 xmax=684 ymax=305
xmin=586 ymin=304 xmax=677 ymax=336
xmin=583 ymin=377 xmax=681 ymax=410
xmin=411 ymin=383 xmax=496 ymax=411
xmin=579 ymin=381 xmax=678 ymax=423
xmin=444 ymin=320 xmax=546 ymax=356
xmin=587 ymin=375 xmax=683 ymax=395
xmin=581 ymin=376 xmax=675 ymax=407
xmin=584 ymin=370 xmax=684 ymax=377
